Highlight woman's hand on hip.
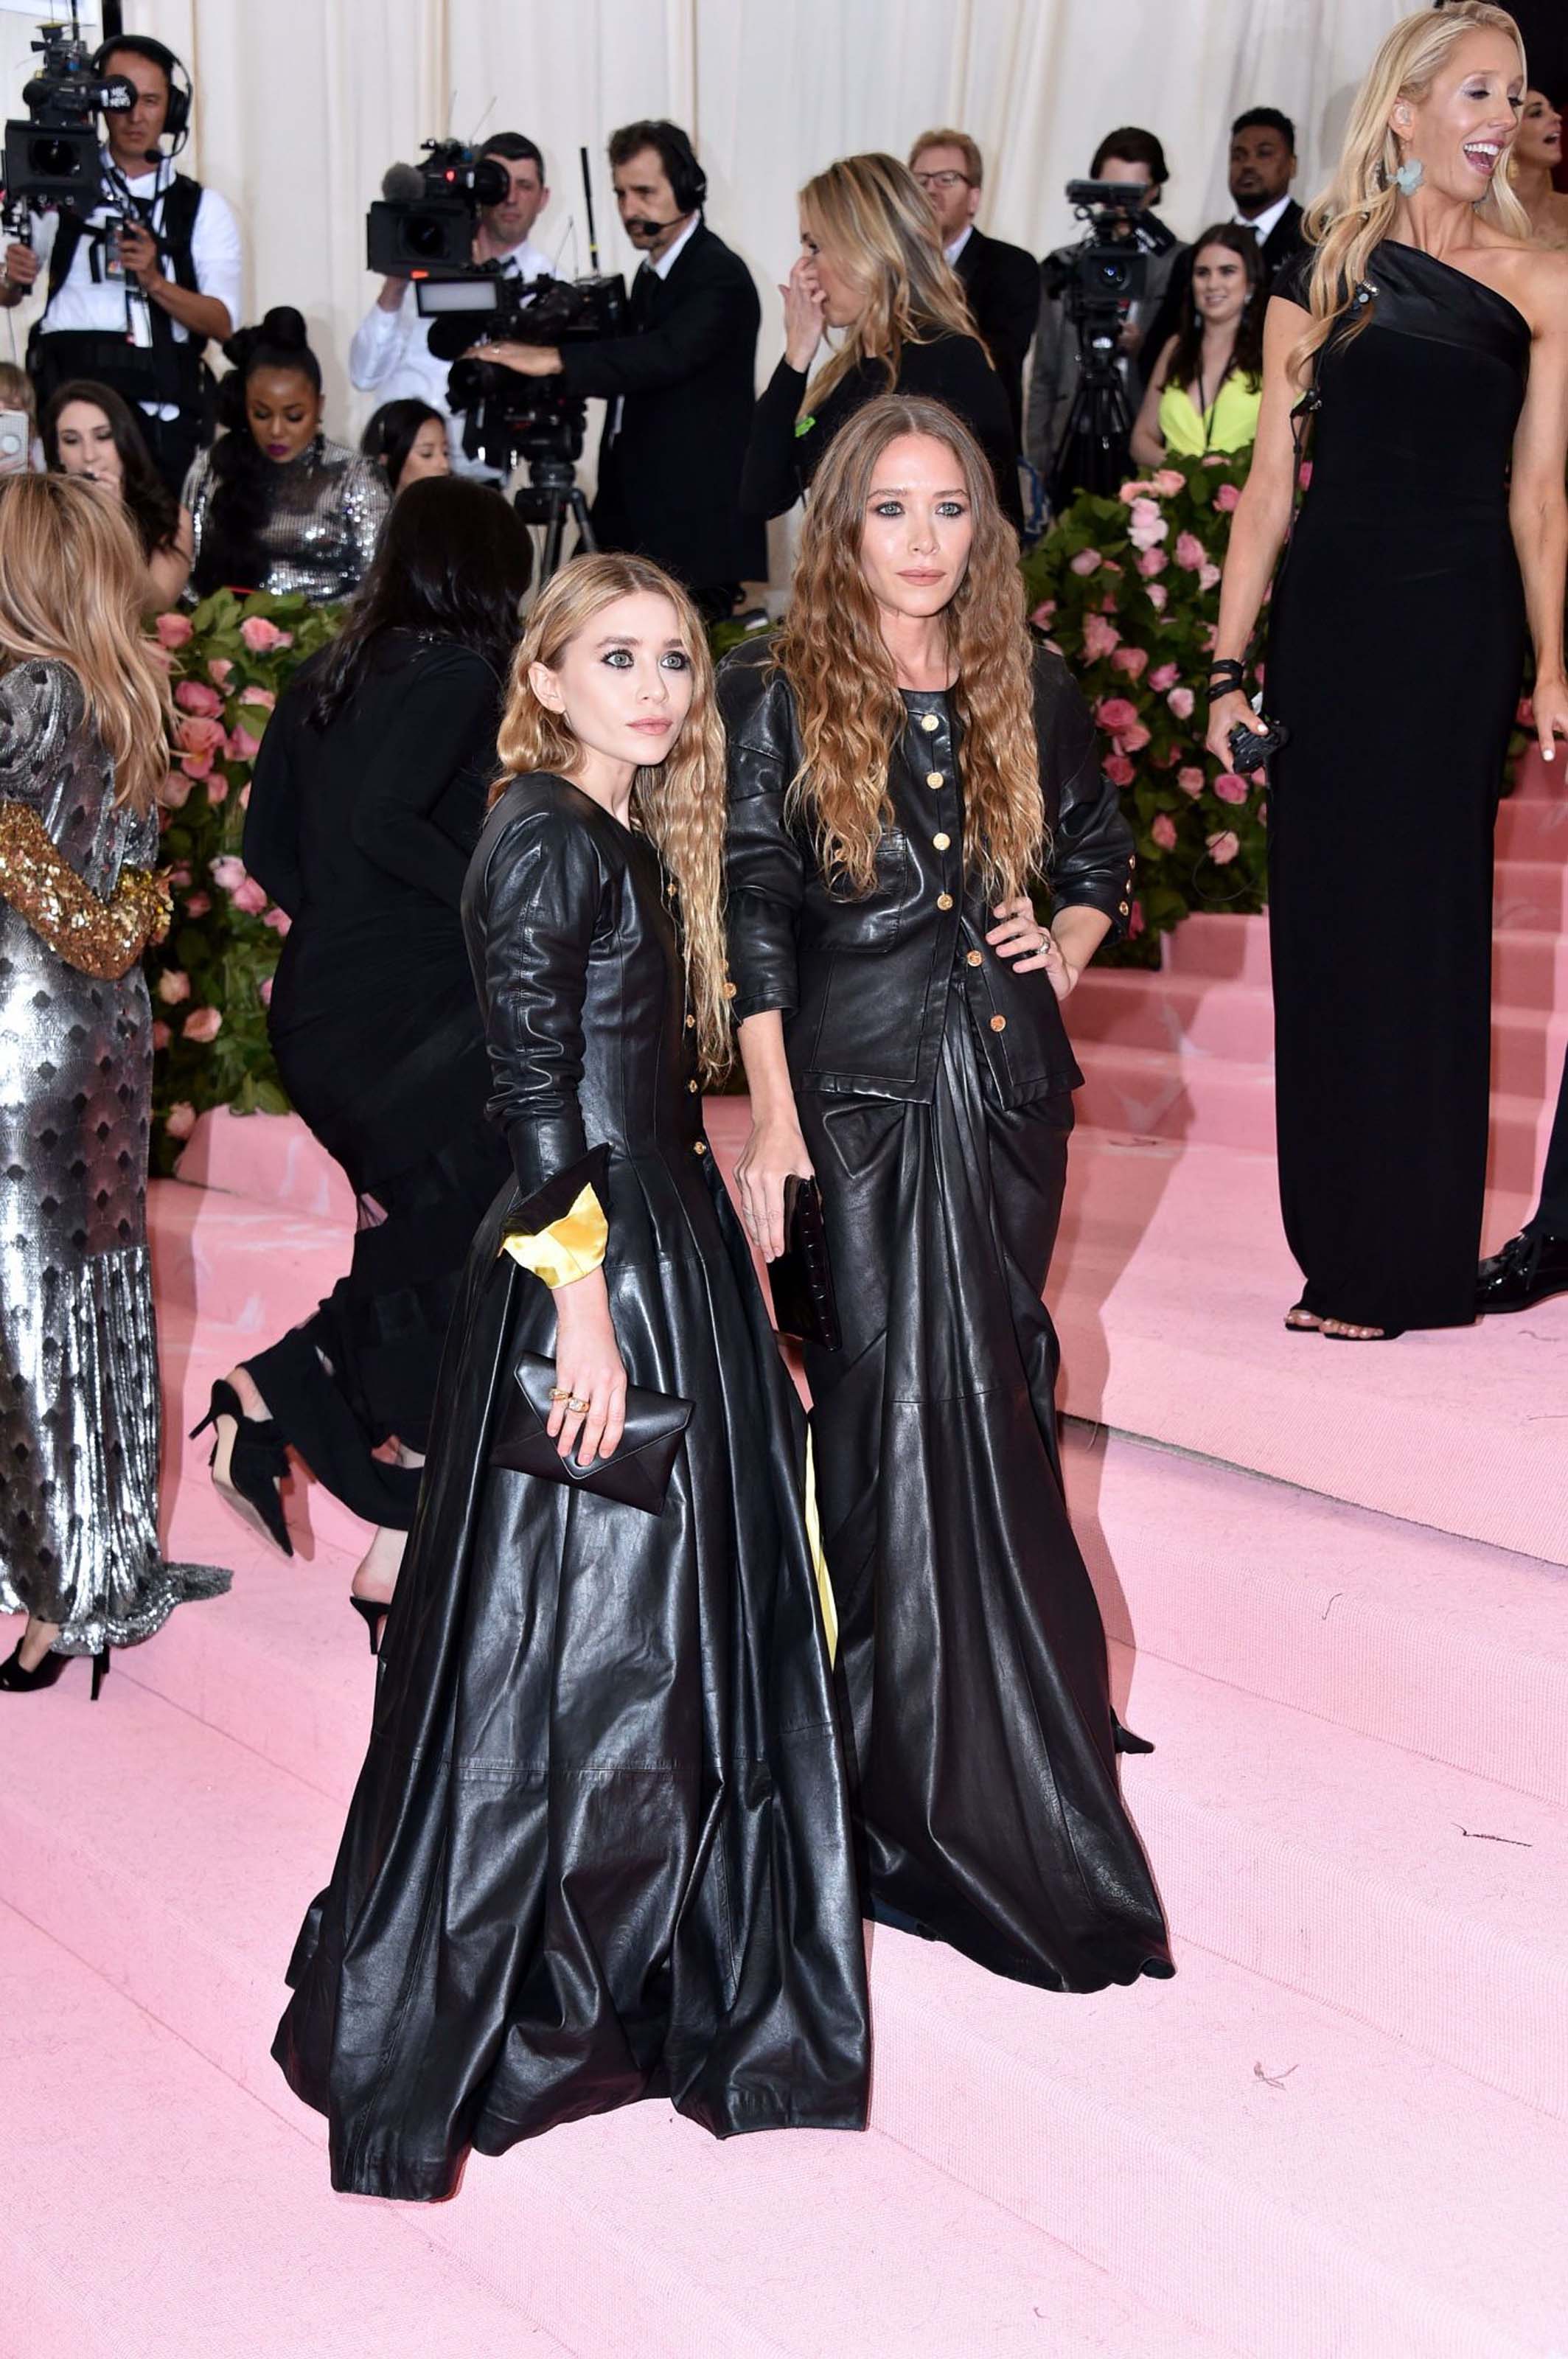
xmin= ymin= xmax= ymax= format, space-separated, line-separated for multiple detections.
xmin=735 ymin=1112 xmax=814 ymax=1263
xmin=549 ymin=1269 xmax=627 ymax=1468
xmin=986 ymin=893 xmax=1056 ymax=972
xmin=1204 ymin=689 xmax=1256 ymax=771
xmin=1533 ymin=675 xmax=1568 ymax=768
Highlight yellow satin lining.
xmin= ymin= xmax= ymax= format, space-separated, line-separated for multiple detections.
xmin=499 ymin=1182 xmax=609 ymax=1289
xmin=805 ymin=1427 xmax=837 ymax=1665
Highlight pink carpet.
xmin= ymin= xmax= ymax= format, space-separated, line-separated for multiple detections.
xmin=4 ymin=772 xmax=1567 ymax=2354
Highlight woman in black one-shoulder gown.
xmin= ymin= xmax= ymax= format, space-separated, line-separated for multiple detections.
xmin=1208 ymin=14 xmax=1568 ymax=1339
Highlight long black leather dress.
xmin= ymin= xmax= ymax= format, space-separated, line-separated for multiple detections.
xmin=1267 ymin=243 xmax=1529 ymax=1332
xmin=273 ymin=775 xmax=870 ymax=2198
xmin=721 ymin=637 xmax=1173 ymax=1995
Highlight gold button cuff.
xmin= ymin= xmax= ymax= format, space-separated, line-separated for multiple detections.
xmin=966 ymin=948 xmax=983 ymax=968
xmin=926 ymin=770 xmax=944 ymax=788
xmin=694 ymin=1141 xmax=708 ymax=1156
xmin=936 ymin=891 xmax=954 ymax=910
xmin=687 ymin=1079 xmax=699 ymax=1094
xmin=919 ymin=711 xmax=940 ymax=731
xmin=933 ymin=831 xmax=951 ymax=851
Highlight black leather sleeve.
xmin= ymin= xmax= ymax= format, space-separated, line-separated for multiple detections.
xmin=472 ymin=800 xmax=612 ymax=1220
xmin=1035 ymin=647 xmax=1137 ymax=937
xmin=717 ymin=649 xmax=805 ymax=1021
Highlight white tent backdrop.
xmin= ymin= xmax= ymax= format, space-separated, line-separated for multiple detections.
xmin=4 ymin=2 xmax=1412 ymax=484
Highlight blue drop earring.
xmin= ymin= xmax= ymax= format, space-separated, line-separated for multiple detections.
xmin=1393 ymin=156 xmax=1424 ymax=197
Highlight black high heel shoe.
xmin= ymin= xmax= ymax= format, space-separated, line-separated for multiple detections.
xmin=0 ymin=1640 xmax=110 ymax=1699
xmin=348 ymin=1595 xmax=390 ymax=1656
xmin=190 ymin=1379 xmax=293 ymax=1557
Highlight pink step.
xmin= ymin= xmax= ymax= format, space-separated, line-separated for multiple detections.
xmin=0 ymin=1676 xmax=1227 ymax=2359
xmin=1495 ymin=792 xmax=1568 ymax=861
xmin=1070 ymin=1431 xmax=1568 ymax=1808
xmin=1494 ymin=855 xmax=1568 ymax=932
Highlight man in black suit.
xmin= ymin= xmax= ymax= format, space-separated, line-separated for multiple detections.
xmin=909 ymin=128 xmax=1037 ymax=447
xmin=1140 ymin=108 xmax=1306 ymax=387
xmin=474 ymin=119 xmax=762 ymax=619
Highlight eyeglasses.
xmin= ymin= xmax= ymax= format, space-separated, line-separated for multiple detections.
xmin=914 ymin=170 xmax=974 ymax=190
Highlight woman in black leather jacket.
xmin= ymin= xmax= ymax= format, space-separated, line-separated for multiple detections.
xmin=273 ymin=554 xmax=869 ymax=2198
xmin=719 ymin=394 xmax=1172 ymax=1995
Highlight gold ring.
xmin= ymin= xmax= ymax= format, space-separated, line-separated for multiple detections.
xmin=567 ymin=1395 xmax=590 ymax=1414
xmin=548 ymin=1385 xmax=572 ymax=1402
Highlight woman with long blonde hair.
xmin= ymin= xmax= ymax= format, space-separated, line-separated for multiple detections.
xmin=0 ymin=472 xmax=226 ymax=1697
xmin=1207 ymin=2 xmax=1568 ymax=1339
xmin=741 ymin=151 xmax=1022 ymax=527
xmin=274 ymin=552 xmax=870 ymax=2195
xmin=721 ymin=394 xmax=1171 ymax=1994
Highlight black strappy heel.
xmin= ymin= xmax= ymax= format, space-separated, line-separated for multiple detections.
xmin=190 ymin=1378 xmax=293 ymax=1557
xmin=348 ymin=1595 xmax=389 ymax=1656
xmin=0 ymin=1640 xmax=110 ymax=1698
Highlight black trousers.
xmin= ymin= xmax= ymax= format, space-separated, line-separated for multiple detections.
xmin=1529 ymin=1048 xmax=1568 ymax=1233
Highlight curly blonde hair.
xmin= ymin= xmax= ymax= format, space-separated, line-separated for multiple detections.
xmin=800 ymin=153 xmax=986 ymax=417
xmin=774 ymin=393 xmax=1042 ymax=901
xmin=0 ymin=472 xmax=172 ymax=814
xmin=1294 ymin=3 xmax=1530 ymax=382
xmin=493 ymin=553 xmax=731 ymax=1079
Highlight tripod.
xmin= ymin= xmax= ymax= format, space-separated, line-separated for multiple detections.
xmin=512 ymin=453 xmax=597 ymax=583
xmin=1049 ymin=307 xmax=1135 ymax=513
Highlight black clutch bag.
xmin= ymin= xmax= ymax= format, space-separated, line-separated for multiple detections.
xmin=489 ymin=1351 xmax=693 ymax=1517
xmin=767 ymin=1174 xmax=841 ymax=1351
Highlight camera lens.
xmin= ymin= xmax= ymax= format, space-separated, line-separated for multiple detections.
xmin=401 ymin=210 xmax=453 ymax=262
xmin=471 ymin=157 xmax=509 ymax=209
xmin=30 ymin=135 xmax=86 ymax=180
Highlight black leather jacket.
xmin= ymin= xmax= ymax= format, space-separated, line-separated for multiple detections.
xmin=718 ymin=637 xmax=1136 ymax=1106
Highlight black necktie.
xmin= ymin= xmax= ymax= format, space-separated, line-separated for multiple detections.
xmin=630 ymin=262 xmax=658 ymax=328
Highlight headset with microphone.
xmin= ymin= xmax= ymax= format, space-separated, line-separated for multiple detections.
xmin=620 ymin=122 xmax=707 ymax=237
xmin=90 ymin=32 xmax=193 ymax=160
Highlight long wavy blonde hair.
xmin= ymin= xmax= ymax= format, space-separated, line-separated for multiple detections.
xmin=800 ymin=153 xmax=986 ymax=417
xmin=493 ymin=553 xmax=731 ymax=1079
xmin=0 ymin=471 xmax=171 ymax=814
xmin=774 ymin=394 xmax=1042 ymax=902
xmin=1294 ymin=3 xmax=1530 ymax=381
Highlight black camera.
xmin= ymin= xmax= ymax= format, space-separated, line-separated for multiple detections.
xmin=2 ymin=13 xmax=135 ymax=216
xmin=366 ymin=140 xmax=512 ymax=276
xmin=1041 ymin=180 xmax=1177 ymax=322
xmin=423 ymin=270 xmax=626 ymax=476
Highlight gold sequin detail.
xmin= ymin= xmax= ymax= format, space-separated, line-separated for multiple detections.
xmin=0 ymin=802 xmax=170 ymax=980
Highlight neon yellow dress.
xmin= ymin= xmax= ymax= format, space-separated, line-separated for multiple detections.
xmin=1157 ymin=369 xmax=1261 ymax=457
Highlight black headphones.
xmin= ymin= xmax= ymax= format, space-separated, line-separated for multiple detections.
xmin=653 ymin=122 xmax=707 ymax=216
xmin=92 ymin=33 xmax=193 ymax=151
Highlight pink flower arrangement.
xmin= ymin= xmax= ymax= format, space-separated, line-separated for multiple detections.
xmin=1029 ymin=599 xmax=1057 ymax=626
xmin=1116 ymin=719 xmax=1151 ymax=753
xmin=1206 ymin=829 xmax=1240 ymax=865
xmin=239 ymin=614 xmax=292 ymax=653
xmin=1082 ymin=613 xmax=1121 ymax=662
xmin=155 ymin=610 xmax=193 ymax=650
xmin=1213 ymin=772 xmax=1250 ymax=805
xmin=1136 ymin=548 xmax=1168 ymax=579
xmin=1118 ymin=480 xmax=1156 ymax=504
xmin=1198 ymin=560 xmax=1221 ymax=593
xmin=209 ymin=854 xmax=247 ymax=893
xmin=156 ymin=969 xmax=191 ymax=1005
xmin=1213 ymin=482 xmax=1241 ymax=513
xmin=1126 ymin=497 xmax=1167 ymax=551
xmin=150 ymin=1021 xmax=171 ymax=1050
xmin=239 ymin=687 xmax=276 ymax=714
xmin=182 ymin=1006 xmax=223 ymax=1043
xmin=206 ymin=775 xmax=229 ymax=805
xmin=259 ymin=975 xmax=273 ymax=1007
xmin=1104 ymin=753 xmax=1135 ymax=787
xmin=1146 ymin=582 xmax=1168 ymax=611
xmin=1297 ymin=461 xmax=1313 ymax=490
xmin=1111 ymin=645 xmax=1149 ymax=681
xmin=160 ymin=770 xmax=193 ymax=809
xmin=183 ymin=891 xmax=211 ymax=917
xmin=207 ymin=658 xmax=234 ymax=686
xmin=175 ymin=678 xmax=224 ymax=719
xmin=1151 ymin=468 xmax=1185 ymax=498
xmin=165 ymin=1101 xmax=197 ymax=1140
xmin=1177 ymin=766 xmax=1205 ymax=798
xmin=1094 ymin=695 xmax=1140 ymax=734
xmin=231 ymin=874 xmax=269 ymax=916
xmin=1151 ymin=812 xmax=1178 ymax=851
xmin=1147 ymin=662 xmax=1179 ymax=693
xmin=1173 ymin=531 xmax=1206 ymax=572
xmin=1166 ymin=685 xmax=1195 ymax=721
xmin=229 ymin=725 xmax=262 ymax=762
xmin=1069 ymin=548 xmax=1102 ymax=576
xmin=262 ymin=906 xmax=291 ymax=935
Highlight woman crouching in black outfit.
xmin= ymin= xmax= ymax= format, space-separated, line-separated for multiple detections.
xmin=192 ymin=476 xmax=532 ymax=1642
xmin=719 ymin=392 xmax=1172 ymax=1993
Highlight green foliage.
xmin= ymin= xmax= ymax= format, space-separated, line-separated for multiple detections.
xmin=1022 ymin=452 xmax=1264 ymax=966
xmin=147 ymin=589 xmax=343 ymax=1173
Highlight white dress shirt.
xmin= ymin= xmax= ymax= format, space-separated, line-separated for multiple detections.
xmin=349 ymin=236 xmax=553 ymax=476
xmin=1231 ymin=192 xmax=1294 ymax=251
xmin=944 ymin=224 xmax=975 ymax=265
xmin=29 ymin=153 xmax=244 ymax=421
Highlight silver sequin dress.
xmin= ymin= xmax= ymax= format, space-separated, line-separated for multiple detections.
xmin=0 ymin=659 xmax=229 ymax=1653
xmin=183 ymin=434 xmax=390 ymax=603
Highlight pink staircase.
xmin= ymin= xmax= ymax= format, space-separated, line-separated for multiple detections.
xmin=4 ymin=758 xmax=1567 ymax=2355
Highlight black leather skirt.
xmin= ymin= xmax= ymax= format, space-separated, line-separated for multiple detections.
xmin=799 ymin=992 xmax=1173 ymax=1992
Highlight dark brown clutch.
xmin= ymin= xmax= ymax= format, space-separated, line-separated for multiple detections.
xmin=767 ymin=1174 xmax=841 ymax=1351
xmin=489 ymin=1351 xmax=693 ymax=1516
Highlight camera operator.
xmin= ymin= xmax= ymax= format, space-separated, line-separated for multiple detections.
xmin=1025 ymin=127 xmax=1182 ymax=492
xmin=0 ymin=35 xmax=241 ymax=501
xmin=349 ymin=133 xmax=553 ymax=478
xmin=466 ymin=119 xmax=763 ymax=620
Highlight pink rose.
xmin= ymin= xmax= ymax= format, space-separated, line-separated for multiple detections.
xmin=210 ymin=854 xmax=247 ymax=892
xmin=262 ymin=906 xmax=292 ymax=935
xmin=182 ymin=1006 xmax=223 ymax=1043
xmin=1112 ymin=645 xmax=1149 ymax=681
xmin=1152 ymin=469 xmax=1185 ymax=498
xmin=1174 ymin=531 xmax=1206 ymax=572
xmin=1069 ymin=548 xmax=1102 ymax=576
xmin=183 ymin=891 xmax=211 ymax=917
xmin=175 ymin=679 xmax=224 ymax=719
xmin=165 ymin=1101 xmax=197 ymax=1140
xmin=1177 ymin=765 xmax=1205 ymax=798
xmin=1126 ymin=497 xmax=1168 ymax=552
xmin=167 ymin=864 xmax=192 ymax=888
xmin=1082 ymin=613 xmax=1122 ymax=663
xmin=150 ymin=1020 xmax=171 ymax=1050
xmin=1028 ymin=599 xmax=1057 ymax=627
xmin=1214 ymin=482 xmax=1241 ymax=513
xmin=1213 ymin=772 xmax=1250 ymax=805
xmin=259 ymin=975 xmax=273 ymax=1008
xmin=1147 ymin=661 xmax=1179 ymax=692
xmin=1166 ymin=685 xmax=1195 ymax=721
xmin=1118 ymin=479 xmax=1156 ymax=503
xmin=239 ymin=687 xmax=276 ymax=713
xmin=178 ymin=751 xmax=213 ymax=781
xmin=229 ymin=725 xmax=262 ymax=762
xmin=207 ymin=658 xmax=234 ymax=686
xmin=206 ymin=775 xmax=229 ymax=806
xmin=1116 ymin=720 xmax=1151 ymax=754
xmin=1128 ymin=899 xmax=1146 ymax=938
xmin=175 ymin=713 xmax=226 ymax=758
xmin=1151 ymin=812 xmax=1178 ymax=851
xmin=1100 ymin=560 xmax=1123 ymax=578
xmin=155 ymin=610 xmax=193 ymax=649
xmin=1146 ymin=582 xmax=1168 ymax=612
xmin=239 ymin=614 xmax=291 ymax=652
xmin=1297 ymin=461 xmax=1313 ymax=490
xmin=1136 ymin=548 xmax=1168 ymax=579
xmin=1207 ymin=829 xmax=1240 ymax=866
xmin=230 ymin=874 xmax=269 ymax=916
xmin=1517 ymin=697 xmax=1535 ymax=728
xmin=1104 ymin=753 xmax=1136 ymax=787
xmin=1095 ymin=695 xmax=1140 ymax=734
xmin=160 ymin=769 xmax=193 ymax=810
xmin=1201 ymin=624 xmax=1219 ymax=652
xmin=1198 ymin=560 xmax=1221 ymax=593
xmin=156 ymin=968 xmax=190 ymax=1005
